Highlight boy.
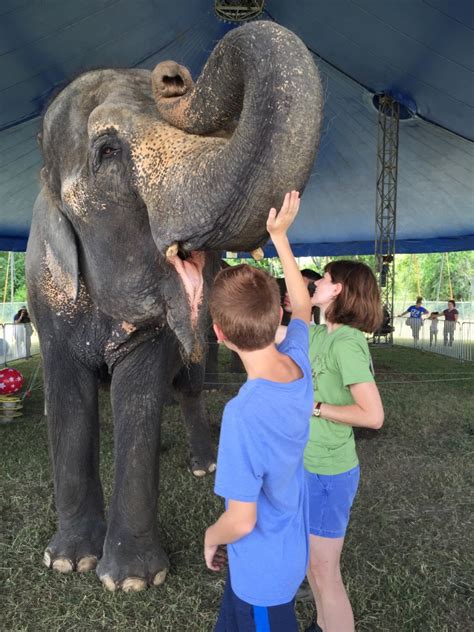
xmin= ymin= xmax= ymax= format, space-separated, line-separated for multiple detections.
xmin=204 ymin=192 xmax=313 ymax=631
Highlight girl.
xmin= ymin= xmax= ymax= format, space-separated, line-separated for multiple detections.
xmin=302 ymin=261 xmax=384 ymax=632
xmin=428 ymin=311 xmax=439 ymax=346
xmin=442 ymin=300 xmax=459 ymax=346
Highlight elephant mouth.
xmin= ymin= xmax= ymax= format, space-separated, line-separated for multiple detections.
xmin=166 ymin=246 xmax=205 ymax=327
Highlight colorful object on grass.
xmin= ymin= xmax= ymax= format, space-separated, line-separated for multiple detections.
xmin=0 ymin=394 xmax=23 ymax=422
xmin=0 ymin=367 xmax=24 ymax=394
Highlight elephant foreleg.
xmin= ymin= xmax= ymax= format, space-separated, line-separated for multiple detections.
xmin=97 ymin=339 xmax=170 ymax=592
xmin=43 ymin=352 xmax=105 ymax=573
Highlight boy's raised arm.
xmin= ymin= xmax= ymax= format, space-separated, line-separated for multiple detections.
xmin=267 ymin=191 xmax=311 ymax=324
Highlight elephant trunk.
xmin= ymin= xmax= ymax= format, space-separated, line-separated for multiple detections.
xmin=152 ymin=21 xmax=322 ymax=253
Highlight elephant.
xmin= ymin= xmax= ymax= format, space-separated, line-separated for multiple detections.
xmin=25 ymin=21 xmax=322 ymax=592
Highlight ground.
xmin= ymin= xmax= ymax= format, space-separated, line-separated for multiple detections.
xmin=1 ymin=346 xmax=473 ymax=631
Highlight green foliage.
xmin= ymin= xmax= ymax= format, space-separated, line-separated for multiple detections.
xmin=395 ymin=252 xmax=474 ymax=301
xmin=224 ymin=255 xmax=285 ymax=277
xmin=1 ymin=250 xmax=473 ymax=307
xmin=0 ymin=252 xmax=27 ymax=302
xmin=225 ymin=252 xmax=474 ymax=302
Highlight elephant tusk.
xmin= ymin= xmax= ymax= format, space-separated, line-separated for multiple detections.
xmin=165 ymin=242 xmax=179 ymax=259
xmin=250 ymin=248 xmax=264 ymax=261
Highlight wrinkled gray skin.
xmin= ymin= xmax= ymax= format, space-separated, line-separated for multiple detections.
xmin=25 ymin=21 xmax=322 ymax=592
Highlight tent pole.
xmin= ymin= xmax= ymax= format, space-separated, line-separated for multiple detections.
xmin=10 ymin=252 xmax=14 ymax=304
xmin=445 ymin=252 xmax=454 ymax=300
xmin=2 ymin=253 xmax=10 ymax=323
xmin=436 ymin=253 xmax=444 ymax=302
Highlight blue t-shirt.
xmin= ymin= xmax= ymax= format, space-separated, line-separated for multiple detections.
xmin=407 ymin=305 xmax=428 ymax=319
xmin=214 ymin=319 xmax=313 ymax=606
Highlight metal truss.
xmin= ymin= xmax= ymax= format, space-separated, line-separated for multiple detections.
xmin=374 ymin=95 xmax=400 ymax=344
xmin=214 ymin=1 xmax=265 ymax=22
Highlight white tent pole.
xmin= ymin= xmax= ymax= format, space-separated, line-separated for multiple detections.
xmin=10 ymin=252 xmax=14 ymax=305
xmin=436 ymin=253 xmax=444 ymax=303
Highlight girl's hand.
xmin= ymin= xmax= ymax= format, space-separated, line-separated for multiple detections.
xmin=266 ymin=191 xmax=300 ymax=238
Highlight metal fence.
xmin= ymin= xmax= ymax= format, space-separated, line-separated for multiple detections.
xmin=393 ymin=317 xmax=473 ymax=362
xmin=0 ymin=323 xmax=40 ymax=365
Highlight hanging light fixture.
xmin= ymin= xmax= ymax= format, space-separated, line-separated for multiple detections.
xmin=214 ymin=1 xmax=265 ymax=22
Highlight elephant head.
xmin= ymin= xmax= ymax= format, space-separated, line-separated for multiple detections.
xmin=36 ymin=21 xmax=322 ymax=358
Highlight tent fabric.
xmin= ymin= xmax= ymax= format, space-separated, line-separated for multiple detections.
xmin=0 ymin=0 xmax=472 ymax=253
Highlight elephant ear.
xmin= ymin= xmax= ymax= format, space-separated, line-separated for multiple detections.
xmin=37 ymin=187 xmax=79 ymax=302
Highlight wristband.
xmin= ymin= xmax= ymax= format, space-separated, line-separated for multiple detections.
xmin=313 ymin=401 xmax=322 ymax=417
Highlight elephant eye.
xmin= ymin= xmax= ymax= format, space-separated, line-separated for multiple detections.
xmin=91 ymin=134 xmax=123 ymax=175
xmin=100 ymin=145 xmax=121 ymax=159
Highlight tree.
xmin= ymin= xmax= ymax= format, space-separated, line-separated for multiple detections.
xmin=0 ymin=252 xmax=27 ymax=302
xmin=395 ymin=252 xmax=474 ymax=302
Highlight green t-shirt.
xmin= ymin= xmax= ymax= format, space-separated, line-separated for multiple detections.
xmin=304 ymin=324 xmax=374 ymax=475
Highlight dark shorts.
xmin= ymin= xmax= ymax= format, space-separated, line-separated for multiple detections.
xmin=214 ymin=571 xmax=298 ymax=632
xmin=306 ymin=465 xmax=360 ymax=538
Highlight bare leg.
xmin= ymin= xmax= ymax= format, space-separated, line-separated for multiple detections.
xmin=307 ymin=569 xmax=326 ymax=631
xmin=307 ymin=535 xmax=354 ymax=632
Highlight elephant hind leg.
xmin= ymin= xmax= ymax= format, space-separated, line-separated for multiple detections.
xmin=173 ymin=362 xmax=216 ymax=477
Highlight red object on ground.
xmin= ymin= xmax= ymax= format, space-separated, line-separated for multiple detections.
xmin=0 ymin=368 xmax=24 ymax=394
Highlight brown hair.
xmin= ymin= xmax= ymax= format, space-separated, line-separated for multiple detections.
xmin=209 ymin=264 xmax=281 ymax=351
xmin=416 ymin=296 xmax=423 ymax=305
xmin=324 ymin=260 xmax=382 ymax=333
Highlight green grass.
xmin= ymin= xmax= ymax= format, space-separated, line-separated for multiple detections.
xmin=1 ymin=347 xmax=473 ymax=631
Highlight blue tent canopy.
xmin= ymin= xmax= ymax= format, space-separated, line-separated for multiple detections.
xmin=0 ymin=0 xmax=472 ymax=253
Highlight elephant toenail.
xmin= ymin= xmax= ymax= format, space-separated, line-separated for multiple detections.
xmin=43 ymin=551 xmax=52 ymax=568
xmin=121 ymin=577 xmax=147 ymax=592
xmin=152 ymin=569 xmax=168 ymax=586
xmin=52 ymin=558 xmax=74 ymax=573
xmin=100 ymin=574 xmax=117 ymax=592
xmin=77 ymin=555 xmax=98 ymax=572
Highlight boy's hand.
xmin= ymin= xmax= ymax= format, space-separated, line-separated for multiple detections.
xmin=204 ymin=541 xmax=227 ymax=572
xmin=266 ymin=191 xmax=301 ymax=238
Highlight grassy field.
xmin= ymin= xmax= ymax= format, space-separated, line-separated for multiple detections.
xmin=1 ymin=346 xmax=473 ymax=631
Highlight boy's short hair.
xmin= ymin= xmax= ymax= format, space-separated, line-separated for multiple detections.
xmin=209 ymin=264 xmax=281 ymax=351
xmin=324 ymin=260 xmax=382 ymax=333
xmin=416 ymin=296 xmax=423 ymax=304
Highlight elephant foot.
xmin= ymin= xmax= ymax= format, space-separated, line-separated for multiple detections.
xmin=44 ymin=519 xmax=106 ymax=573
xmin=97 ymin=531 xmax=169 ymax=592
xmin=189 ymin=454 xmax=216 ymax=478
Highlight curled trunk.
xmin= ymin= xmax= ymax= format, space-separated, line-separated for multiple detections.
xmin=152 ymin=21 xmax=322 ymax=253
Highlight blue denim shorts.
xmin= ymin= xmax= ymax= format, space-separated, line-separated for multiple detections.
xmin=305 ymin=465 xmax=360 ymax=538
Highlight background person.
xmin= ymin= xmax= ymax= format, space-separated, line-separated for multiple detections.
xmin=398 ymin=296 xmax=429 ymax=342
xmin=442 ymin=300 xmax=459 ymax=346
xmin=13 ymin=306 xmax=33 ymax=358
xmin=280 ymin=268 xmax=322 ymax=325
xmin=428 ymin=311 xmax=439 ymax=346
xmin=372 ymin=304 xmax=394 ymax=342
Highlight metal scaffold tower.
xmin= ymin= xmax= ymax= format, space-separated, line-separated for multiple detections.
xmin=375 ymin=95 xmax=400 ymax=344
